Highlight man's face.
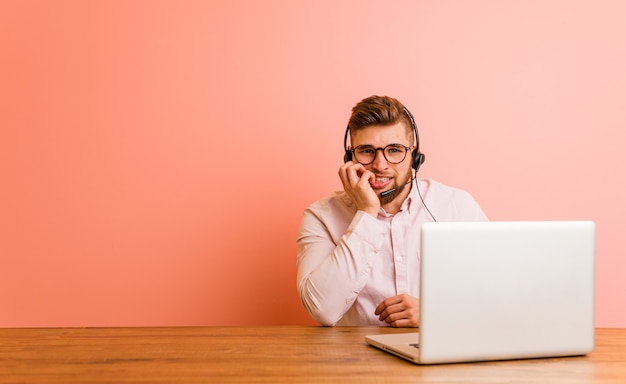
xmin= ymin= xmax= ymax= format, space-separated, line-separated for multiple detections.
xmin=350 ymin=122 xmax=414 ymax=204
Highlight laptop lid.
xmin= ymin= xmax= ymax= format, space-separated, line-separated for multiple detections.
xmin=366 ymin=221 xmax=596 ymax=365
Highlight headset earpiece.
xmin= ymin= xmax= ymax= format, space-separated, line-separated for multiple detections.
xmin=343 ymin=125 xmax=352 ymax=163
xmin=404 ymin=107 xmax=424 ymax=172
xmin=412 ymin=150 xmax=425 ymax=171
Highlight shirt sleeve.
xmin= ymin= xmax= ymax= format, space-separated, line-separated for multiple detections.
xmin=424 ymin=179 xmax=488 ymax=222
xmin=451 ymin=189 xmax=488 ymax=221
xmin=296 ymin=208 xmax=386 ymax=326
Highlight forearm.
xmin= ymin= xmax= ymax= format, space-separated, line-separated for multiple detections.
xmin=297 ymin=211 xmax=385 ymax=325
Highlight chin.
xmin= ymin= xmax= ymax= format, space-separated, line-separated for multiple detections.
xmin=379 ymin=184 xmax=405 ymax=205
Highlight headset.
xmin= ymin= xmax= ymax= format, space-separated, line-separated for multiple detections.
xmin=343 ymin=106 xmax=425 ymax=172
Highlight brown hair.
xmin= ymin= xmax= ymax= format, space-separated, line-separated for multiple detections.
xmin=347 ymin=95 xmax=414 ymax=141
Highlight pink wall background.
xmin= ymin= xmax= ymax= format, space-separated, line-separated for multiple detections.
xmin=1 ymin=0 xmax=624 ymax=327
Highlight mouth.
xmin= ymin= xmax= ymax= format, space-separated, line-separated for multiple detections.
xmin=370 ymin=176 xmax=393 ymax=190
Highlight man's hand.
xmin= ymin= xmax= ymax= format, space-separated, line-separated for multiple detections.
xmin=338 ymin=161 xmax=380 ymax=217
xmin=375 ymin=293 xmax=420 ymax=328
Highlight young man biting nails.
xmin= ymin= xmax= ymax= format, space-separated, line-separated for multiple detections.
xmin=297 ymin=95 xmax=487 ymax=327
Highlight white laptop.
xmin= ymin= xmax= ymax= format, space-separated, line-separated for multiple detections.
xmin=365 ymin=221 xmax=596 ymax=365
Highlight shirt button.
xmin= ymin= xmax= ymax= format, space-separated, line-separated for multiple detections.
xmin=396 ymin=256 xmax=403 ymax=262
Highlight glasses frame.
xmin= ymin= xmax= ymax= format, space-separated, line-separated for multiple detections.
xmin=350 ymin=144 xmax=412 ymax=165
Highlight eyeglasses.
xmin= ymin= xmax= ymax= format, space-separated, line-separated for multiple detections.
xmin=350 ymin=144 xmax=411 ymax=165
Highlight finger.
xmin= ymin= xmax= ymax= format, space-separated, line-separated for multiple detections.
xmin=378 ymin=297 xmax=416 ymax=320
xmin=337 ymin=162 xmax=353 ymax=184
xmin=338 ymin=162 xmax=359 ymax=190
xmin=382 ymin=310 xmax=405 ymax=324
xmin=357 ymin=169 xmax=375 ymax=189
xmin=346 ymin=163 xmax=366 ymax=184
xmin=383 ymin=308 xmax=420 ymax=327
xmin=338 ymin=162 xmax=356 ymax=185
xmin=390 ymin=318 xmax=419 ymax=328
xmin=387 ymin=308 xmax=420 ymax=328
xmin=376 ymin=303 xmax=405 ymax=323
xmin=378 ymin=303 xmax=406 ymax=322
xmin=374 ymin=295 xmax=403 ymax=315
xmin=376 ymin=295 xmax=403 ymax=313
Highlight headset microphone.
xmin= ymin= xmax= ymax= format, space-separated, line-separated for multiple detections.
xmin=379 ymin=177 xmax=413 ymax=197
xmin=379 ymin=189 xmax=395 ymax=198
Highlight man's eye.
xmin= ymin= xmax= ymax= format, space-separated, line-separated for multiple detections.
xmin=357 ymin=148 xmax=375 ymax=155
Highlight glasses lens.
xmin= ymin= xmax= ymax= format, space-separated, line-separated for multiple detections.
xmin=353 ymin=146 xmax=376 ymax=164
xmin=384 ymin=144 xmax=408 ymax=164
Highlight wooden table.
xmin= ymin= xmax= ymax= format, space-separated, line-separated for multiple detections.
xmin=1 ymin=326 xmax=624 ymax=383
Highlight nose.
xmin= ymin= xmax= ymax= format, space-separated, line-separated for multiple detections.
xmin=370 ymin=148 xmax=389 ymax=171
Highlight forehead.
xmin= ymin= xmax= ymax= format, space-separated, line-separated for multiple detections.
xmin=351 ymin=122 xmax=412 ymax=146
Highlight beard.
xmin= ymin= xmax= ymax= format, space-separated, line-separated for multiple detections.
xmin=379 ymin=172 xmax=413 ymax=205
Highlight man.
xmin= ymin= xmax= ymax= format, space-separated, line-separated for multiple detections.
xmin=296 ymin=95 xmax=487 ymax=327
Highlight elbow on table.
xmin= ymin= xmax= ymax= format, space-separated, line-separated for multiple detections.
xmin=305 ymin=308 xmax=341 ymax=327
xmin=312 ymin=311 xmax=341 ymax=327
xmin=298 ymin=282 xmax=342 ymax=327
